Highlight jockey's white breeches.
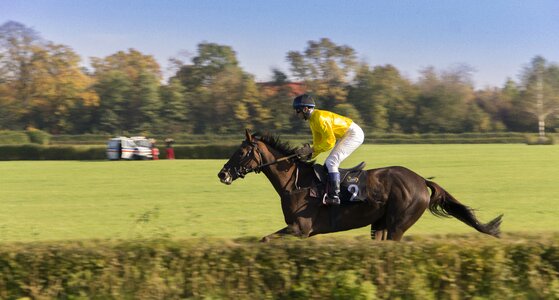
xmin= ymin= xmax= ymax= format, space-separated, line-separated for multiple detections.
xmin=324 ymin=122 xmax=364 ymax=173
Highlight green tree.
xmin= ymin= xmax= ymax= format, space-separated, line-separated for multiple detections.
xmin=348 ymin=64 xmax=416 ymax=132
xmin=204 ymin=67 xmax=267 ymax=133
xmin=331 ymin=103 xmax=364 ymax=128
xmin=91 ymin=48 xmax=161 ymax=82
xmin=172 ymin=43 xmax=240 ymax=133
xmin=517 ymin=56 xmax=559 ymax=137
xmin=26 ymin=43 xmax=98 ymax=133
xmin=172 ymin=42 xmax=268 ymax=134
xmin=547 ymin=64 xmax=559 ymax=131
xmin=159 ymin=78 xmax=189 ymax=133
xmin=260 ymin=69 xmax=300 ymax=133
xmin=135 ymin=71 xmax=161 ymax=131
xmin=0 ymin=21 xmax=41 ymax=129
xmin=92 ymin=49 xmax=162 ymax=133
xmin=463 ymin=101 xmax=492 ymax=132
xmin=287 ymin=38 xmax=357 ymax=109
xmin=348 ymin=64 xmax=386 ymax=132
xmin=174 ymin=42 xmax=239 ymax=91
xmin=94 ymin=70 xmax=132 ymax=133
xmin=239 ymin=74 xmax=269 ymax=130
xmin=415 ymin=66 xmax=478 ymax=133
xmin=475 ymin=83 xmax=516 ymax=132
xmin=0 ymin=21 xmax=97 ymax=133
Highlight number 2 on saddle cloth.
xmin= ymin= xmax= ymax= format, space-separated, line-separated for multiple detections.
xmin=310 ymin=163 xmax=369 ymax=205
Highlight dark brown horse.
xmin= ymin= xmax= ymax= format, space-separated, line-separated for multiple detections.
xmin=218 ymin=130 xmax=503 ymax=242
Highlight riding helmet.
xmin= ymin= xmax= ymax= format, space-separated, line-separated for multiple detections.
xmin=292 ymin=94 xmax=316 ymax=109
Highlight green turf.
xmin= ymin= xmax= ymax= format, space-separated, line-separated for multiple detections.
xmin=1 ymin=144 xmax=558 ymax=242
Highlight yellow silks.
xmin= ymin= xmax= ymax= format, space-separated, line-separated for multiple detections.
xmin=308 ymin=109 xmax=353 ymax=158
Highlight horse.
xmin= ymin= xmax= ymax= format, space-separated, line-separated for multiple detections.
xmin=217 ymin=129 xmax=503 ymax=242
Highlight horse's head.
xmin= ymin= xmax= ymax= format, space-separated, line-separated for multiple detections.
xmin=218 ymin=129 xmax=263 ymax=185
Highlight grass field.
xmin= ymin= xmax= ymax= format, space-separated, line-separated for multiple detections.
xmin=1 ymin=144 xmax=558 ymax=242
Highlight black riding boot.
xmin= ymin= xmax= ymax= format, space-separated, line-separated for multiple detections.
xmin=324 ymin=172 xmax=341 ymax=205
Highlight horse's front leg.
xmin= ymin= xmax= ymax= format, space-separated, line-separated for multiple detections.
xmin=260 ymin=225 xmax=304 ymax=242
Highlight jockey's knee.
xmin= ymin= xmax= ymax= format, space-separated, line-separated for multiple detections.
xmin=324 ymin=159 xmax=338 ymax=173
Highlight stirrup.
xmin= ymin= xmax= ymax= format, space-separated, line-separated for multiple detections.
xmin=322 ymin=194 xmax=340 ymax=205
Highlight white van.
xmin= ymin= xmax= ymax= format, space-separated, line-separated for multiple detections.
xmin=107 ymin=136 xmax=153 ymax=160
xmin=130 ymin=136 xmax=154 ymax=159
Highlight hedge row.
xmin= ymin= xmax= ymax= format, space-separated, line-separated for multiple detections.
xmin=47 ymin=132 xmax=556 ymax=146
xmin=0 ymin=129 xmax=51 ymax=145
xmin=3 ymin=137 xmax=558 ymax=160
xmin=0 ymin=130 xmax=29 ymax=144
xmin=2 ymin=135 xmax=557 ymax=160
xmin=367 ymin=137 xmax=528 ymax=144
xmin=0 ymin=236 xmax=558 ymax=299
xmin=0 ymin=145 xmax=239 ymax=160
xmin=173 ymin=144 xmax=238 ymax=159
xmin=0 ymin=145 xmax=106 ymax=160
xmin=49 ymin=133 xmax=292 ymax=145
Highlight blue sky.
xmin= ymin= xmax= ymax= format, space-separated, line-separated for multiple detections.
xmin=2 ymin=0 xmax=558 ymax=88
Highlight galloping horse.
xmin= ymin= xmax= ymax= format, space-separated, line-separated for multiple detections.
xmin=218 ymin=129 xmax=503 ymax=241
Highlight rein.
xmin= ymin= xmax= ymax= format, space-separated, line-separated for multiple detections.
xmin=247 ymin=153 xmax=298 ymax=173
xmin=226 ymin=140 xmax=299 ymax=178
xmin=246 ymin=150 xmax=301 ymax=189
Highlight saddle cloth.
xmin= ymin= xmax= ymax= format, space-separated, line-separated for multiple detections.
xmin=312 ymin=162 xmax=369 ymax=204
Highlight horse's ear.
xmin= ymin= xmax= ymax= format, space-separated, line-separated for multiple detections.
xmin=245 ymin=128 xmax=252 ymax=141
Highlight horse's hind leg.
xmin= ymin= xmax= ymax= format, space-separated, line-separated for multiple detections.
xmin=261 ymin=226 xmax=290 ymax=242
xmin=386 ymin=195 xmax=430 ymax=241
xmin=260 ymin=225 xmax=305 ymax=242
xmin=371 ymin=227 xmax=387 ymax=240
xmin=371 ymin=219 xmax=387 ymax=240
xmin=386 ymin=225 xmax=404 ymax=241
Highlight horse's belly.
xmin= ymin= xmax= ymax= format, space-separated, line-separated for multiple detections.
xmin=330 ymin=205 xmax=384 ymax=232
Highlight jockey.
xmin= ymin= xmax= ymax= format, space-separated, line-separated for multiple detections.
xmin=292 ymin=94 xmax=365 ymax=205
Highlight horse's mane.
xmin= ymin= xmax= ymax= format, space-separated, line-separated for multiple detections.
xmin=253 ymin=132 xmax=315 ymax=167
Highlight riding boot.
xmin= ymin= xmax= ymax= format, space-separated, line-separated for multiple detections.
xmin=325 ymin=172 xmax=341 ymax=205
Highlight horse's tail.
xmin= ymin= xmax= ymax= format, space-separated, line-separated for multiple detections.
xmin=426 ymin=180 xmax=503 ymax=238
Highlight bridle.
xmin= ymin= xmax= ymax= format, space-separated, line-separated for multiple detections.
xmin=222 ymin=140 xmax=298 ymax=179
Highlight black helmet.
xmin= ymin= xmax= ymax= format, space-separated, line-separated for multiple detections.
xmin=292 ymin=94 xmax=316 ymax=109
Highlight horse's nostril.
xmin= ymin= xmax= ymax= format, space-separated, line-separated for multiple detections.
xmin=218 ymin=170 xmax=230 ymax=180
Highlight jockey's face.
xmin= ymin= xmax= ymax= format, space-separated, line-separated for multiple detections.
xmin=295 ymin=106 xmax=311 ymax=120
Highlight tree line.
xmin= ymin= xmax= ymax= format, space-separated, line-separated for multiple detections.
xmin=1 ymin=21 xmax=558 ymax=136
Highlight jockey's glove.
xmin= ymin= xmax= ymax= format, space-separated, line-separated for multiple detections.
xmin=295 ymin=143 xmax=313 ymax=160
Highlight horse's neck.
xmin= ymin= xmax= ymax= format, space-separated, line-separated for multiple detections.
xmin=259 ymin=146 xmax=300 ymax=196
xmin=259 ymin=145 xmax=316 ymax=224
xmin=261 ymin=162 xmax=297 ymax=196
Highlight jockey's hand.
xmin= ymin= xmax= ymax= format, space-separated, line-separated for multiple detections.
xmin=295 ymin=143 xmax=313 ymax=160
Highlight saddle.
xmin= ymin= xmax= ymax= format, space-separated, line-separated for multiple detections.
xmin=311 ymin=162 xmax=369 ymax=204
